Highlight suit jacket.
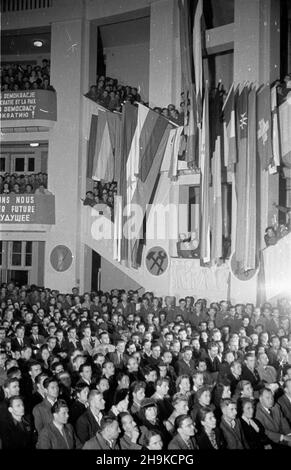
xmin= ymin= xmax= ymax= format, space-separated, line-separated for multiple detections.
xmin=151 ymin=393 xmax=173 ymax=421
xmin=37 ymin=422 xmax=80 ymax=449
xmin=196 ymin=428 xmax=225 ymax=449
xmin=220 ymin=417 xmax=249 ymax=449
xmin=239 ymin=416 xmax=271 ymax=449
xmin=83 ymin=431 xmax=120 ymax=450
xmin=174 ymin=359 xmax=196 ymax=377
xmin=69 ymin=400 xmax=87 ymax=425
xmin=204 ymin=354 xmax=221 ymax=373
xmin=255 ymin=402 xmax=291 ymax=443
xmin=11 ymin=336 xmax=30 ymax=352
xmin=33 ymin=398 xmax=53 ymax=434
xmin=277 ymin=394 xmax=291 ymax=426
xmin=168 ymin=433 xmax=198 ymax=450
xmin=0 ymin=414 xmax=33 ymax=449
xmin=75 ymin=408 xmax=101 ymax=444
xmin=120 ymin=434 xmax=142 ymax=450
xmin=241 ymin=365 xmax=264 ymax=390
xmin=107 ymin=351 xmax=128 ymax=371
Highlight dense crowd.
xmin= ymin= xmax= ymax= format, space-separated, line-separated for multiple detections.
xmin=82 ymin=181 xmax=117 ymax=210
xmin=0 ymin=282 xmax=291 ymax=450
xmin=1 ymin=59 xmax=54 ymax=92
xmin=86 ymin=75 xmax=184 ymax=125
xmin=0 ymin=173 xmax=50 ymax=195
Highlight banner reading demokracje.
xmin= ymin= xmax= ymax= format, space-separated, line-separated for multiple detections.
xmin=0 ymin=194 xmax=55 ymax=225
xmin=0 ymin=90 xmax=57 ymax=121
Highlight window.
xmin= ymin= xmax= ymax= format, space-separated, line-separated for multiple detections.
xmin=11 ymin=154 xmax=39 ymax=174
xmin=28 ymin=158 xmax=35 ymax=172
xmin=11 ymin=241 xmax=33 ymax=267
xmin=15 ymin=158 xmax=25 ymax=172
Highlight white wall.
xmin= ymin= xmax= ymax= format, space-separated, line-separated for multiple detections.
xmin=104 ymin=43 xmax=149 ymax=101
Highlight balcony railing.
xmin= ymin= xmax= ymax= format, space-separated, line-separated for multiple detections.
xmin=1 ymin=0 xmax=52 ymax=13
xmin=0 ymin=193 xmax=55 ymax=225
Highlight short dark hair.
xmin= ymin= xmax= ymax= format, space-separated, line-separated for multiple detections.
xmin=100 ymin=416 xmax=118 ymax=432
xmin=174 ymin=414 xmax=190 ymax=430
xmin=51 ymin=399 xmax=68 ymax=414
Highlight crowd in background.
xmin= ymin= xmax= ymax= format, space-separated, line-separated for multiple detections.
xmin=82 ymin=181 xmax=117 ymax=210
xmin=86 ymin=75 xmax=184 ymax=125
xmin=0 ymin=173 xmax=50 ymax=195
xmin=1 ymin=59 xmax=54 ymax=92
xmin=0 ymin=282 xmax=291 ymax=450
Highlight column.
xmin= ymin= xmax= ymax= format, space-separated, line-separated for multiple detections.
xmin=45 ymin=18 xmax=86 ymax=292
xmin=149 ymin=0 xmax=181 ymax=108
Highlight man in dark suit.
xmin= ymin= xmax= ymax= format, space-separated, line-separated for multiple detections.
xmin=174 ymin=346 xmax=196 ymax=377
xmin=278 ymin=379 xmax=291 ymax=426
xmin=168 ymin=415 xmax=198 ymax=449
xmin=20 ymin=360 xmax=42 ymax=412
xmin=83 ymin=416 xmax=120 ymax=449
xmin=0 ymin=396 xmax=33 ymax=449
xmin=204 ymin=342 xmax=221 ymax=374
xmin=255 ymin=387 xmax=291 ymax=446
xmin=37 ymin=399 xmax=80 ymax=449
xmin=65 ymin=327 xmax=82 ymax=355
xmin=29 ymin=323 xmax=45 ymax=350
xmin=33 ymin=377 xmax=59 ymax=434
xmin=151 ymin=377 xmax=173 ymax=421
xmin=241 ymin=353 xmax=264 ymax=391
xmin=220 ymin=399 xmax=249 ymax=449
xmin=227 ymin=360 xmax=242 ymax=395
xmin=107 ymin=339 xmax=127 ymax=371
xmin=11 ymin=324 xmax=30 ymax=352
xmin=75 ymin=389 xmax=105 ymax=444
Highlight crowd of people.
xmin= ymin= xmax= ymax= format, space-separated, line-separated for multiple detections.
xmin=85 ymin=75 xmax=184 ymax=125
xmin=0 ymin=282 xmax=291 ymax=450
xmin=1 ymin=59 xmax=54 ymax=92
xmin=82 ymin=181 xmax=117 ymax=210
xmin=0 ymin=173 xmax=50 ymax=195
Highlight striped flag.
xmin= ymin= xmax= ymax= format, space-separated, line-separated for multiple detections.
xmin=193 ymin=0 xmax=203 ymax=125
xmin=200 ymin=83 xmax=210 ymax=263
xmin=87 ymin=114 xmax=98 ymax=178
xmin=118 ymin=103 xmax=171 ymax=268
xmin=257 ymin=84 xmax=273 ymax=171
xmin=244 ymin=86 xmax=257 ymax=270
xmin=222 ymin=83 xmax=237 ymax=169
xmin=278 ymin=93 xmax=291 ymax=167
xmin=271 ymin=84 xmax=281 ymax=168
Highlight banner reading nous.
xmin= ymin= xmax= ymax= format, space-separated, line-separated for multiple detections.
xmin=0 ymin=194 xmax=55 ymax=224
xmin=0 ymin=90 xmax=57 ymax=121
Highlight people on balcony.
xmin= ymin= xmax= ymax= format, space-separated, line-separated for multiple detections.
xmin=0 ymin=172 xmax=49 ymax=194
xmin=1 ymin=59 xmax=55 ymax=92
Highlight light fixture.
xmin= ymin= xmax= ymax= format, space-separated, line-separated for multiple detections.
xmin=30 ymin=142 xmax=39 ymax=147
xmin=33 ymin=40 xmax=43 ymax=48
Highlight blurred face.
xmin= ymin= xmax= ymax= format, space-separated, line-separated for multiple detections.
xmin=9 ymin=398 xmax=24 ymax=420
xmin=118 ymin=395 xmax=129 ymax=411
xmin=116 ymin=342 xmax=125 ymax=353
xmin=176 ymin=400 xmax=189 ymax=415
xmin=30 ymin=364 xmax=42 ymax=379
xmin=242 ymin=401 xmax=254 ymax=419
xmin=180 ymin=377 xmax=190 ymax=392
xmin=104 ymin=363 xmax=115 ymax=377
xmin=242 ymin=382 xmax=253 ymax=398
xmin=199 ymin=390 xmax=211 ymax=406
xmin=193 ymin=373 xmax=204 ymax=389
xmin=54 ymin=406 xmax=69 ymax=425
xmin=145 ymin=406 xmax=157 ymax=421
xmin=152 ymin=346 xmax=160 ymax=359
xmin=91 ymin=394 xmax=105 ymax=413
xmin=81 ymin=366 xmax=92 ymax=382
xmin=184 ymin=350 xmax=192 ymax=362
xmin=259 ymin=354 xmax=269 ymax=367
xmin=202 ymin=411 xmax=216 ymax=430
xmin=159 ymin=381 xmax=169 ymax=396
xmin=162 ymin=351 xmax=172 ymax=364
xmin=119 ymin=375 xmax=130 ymax=389
xmin=260 ymin=390 xmax=274 ymax=409
xmin=181 ymin=417 xmax=195 ymax=437
xmin=78 ymin=387 xmax=89 ymax=403
xmin=47 ymin=381 xmax=59 ymax=400
xmin=98 ymin=378 xmax=109 ymax=393
xmin=197 ymin=361 xmax=207 ymax=372
xmin=224 ymin=404 xmax=237 ymax=421
xmin=122 ymin=414 xmax=137 ymax=434
xmin=6 ymin=381 xmax=20 ymax=398
xmin=231 ymin=362 xmax=242 ymax=377
xmin=148 ymin=434 xmax=163 ymax=450
xmin=246 ymin=356 xmax=256 ymax=370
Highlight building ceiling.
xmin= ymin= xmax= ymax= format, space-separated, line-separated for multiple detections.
xmin=1 ymin=29 xmax=50 ymax=56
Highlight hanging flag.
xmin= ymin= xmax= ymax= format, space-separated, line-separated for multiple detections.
xmin=87 ymin=114 xmax=98 ymax=178
xmin=257 ymin=84 xmax=273 ymax=171
xmin=243 ymin=86 xmax=257 ymax=270
xmin=235 ymin=85 xmax=249 ymax=267
xmin=222 ymin=83 xmax=237 ymax=169
xmin=210 ymin=87 xmax=223 ymax=262
xmin=271 ymin=84 xmax=281 ymax=168
xmin=278 ymin=93 xmax=291 ymax=168
xmin=193 ymin=0 xmax=203 ymax=124
xmin=200 ymin=83 xmax=210 ymax=263
xmin=168 ymin=126 xmax=184 ymax=179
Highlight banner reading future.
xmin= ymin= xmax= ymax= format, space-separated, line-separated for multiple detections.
xmin=0 ymin=90 xmax=57 ymax=121
xmin=0 ymin=194 xmax=55 ymax=225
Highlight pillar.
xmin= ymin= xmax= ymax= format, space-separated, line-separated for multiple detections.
xmin=149 ymin=0 xmax=181 ymax=108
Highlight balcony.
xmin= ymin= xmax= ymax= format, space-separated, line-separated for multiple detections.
xmin=0 ymin=90 xmax=57 ymax=132
xmin=0 ymin=193 xmax=55 ymax=230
